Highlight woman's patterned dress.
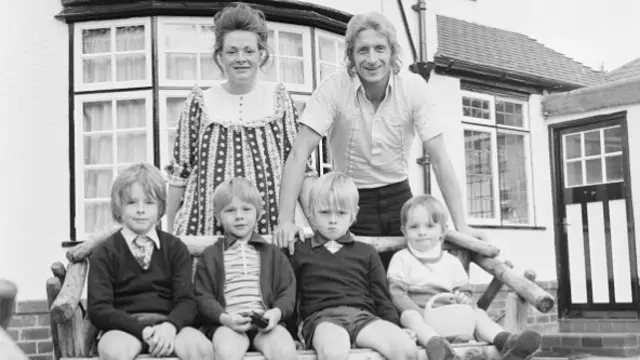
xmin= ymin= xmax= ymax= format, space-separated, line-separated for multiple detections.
xmin=165 ymin=81 xmax=315 ymax=236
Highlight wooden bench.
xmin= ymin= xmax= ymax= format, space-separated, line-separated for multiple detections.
xmin=0 ymin=279 xmax=29 ymax=360
xmin=47 ymin=228 xmax=555 ymax=360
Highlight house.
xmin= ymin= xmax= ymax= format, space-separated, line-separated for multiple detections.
xmin=2 ymin=0 xmax=628 ymax=358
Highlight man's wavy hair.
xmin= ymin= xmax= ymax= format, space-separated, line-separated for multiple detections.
xmin=344 ymin=12 xmax=403 ymax=76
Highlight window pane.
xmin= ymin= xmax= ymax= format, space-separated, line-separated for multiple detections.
xmin=116 ymin=54 xmax=146 ymax=81
xmin=117 ymin=132 xmax=147 ymax=163
xmin=198 ymin=25 xmax=215 ymax=53
xmin=497 ymin=132 xmax=529 ymax=224
xmin=84 ymin=169 xmax=113 ymax=199
xmin=200 ymin=53 xmax=222 ymax=80
xmin=116 ymin=25 xmax=145 ymax=51
xmin=584 ymin=130 xmax=601 ymax=156
xmin=462 ymin=97 xmax=490 ymax=120
xmin=337 ymin=42 xmax=345 ymax=61
xmin=319 ymin=64 xmax=337 ymax=82
xmin=565 ymin=161 xmax=583 ymax=187
xmin=585 ymin=158 xmax=603 ymax=184
xmin=605 ymin=127 xmax=622 ymax=153
xmin=606 ymin=155 xmax=623 ymax=182
xmin=280 ymin=58 xmax=304 ymax=84
xmin=83 ymin=101 xmax=112 ymax=132
xmin=464 ymin=130 xmax=494 ymax=219
xmin=164 ymin=24 xmax=197 ymax=51
xmin=82 ymin=28 xmax=111 ymax=54
xmin=84 ymin=135 xmax=113 ymax=165
xmin=564 ymin=134 xmax=581 ymax=160
xmin=83 ymin=57 xmax=111 ymax=83
xmin=116 ymin=99 xmax=145 ymax=128
xmin=84 ymin=202 xmax=113 ymax=234
xmin=279 ymin=32 xmax=303 ymax=57
xmin=166 ymin=97 xmax=186 ymax=128
xmin=166 ymin=54 xmax=197 ymax=80
xmin=168 ymin=131 xmax=177 ymax=160
xmin=495 ymin=100 xmax=524 ymax=127
xmin=319 ymin=37 xmax=336 ymax=62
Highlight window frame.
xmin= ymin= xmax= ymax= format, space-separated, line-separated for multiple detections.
xmin=264 ymin=22 xmax=314 ymax=93
xmin=461 ymin=90 xmax=534 ymax=226
xmin=314 ymin=28 xmax=346 ymax=84
xmin=74 ymin=90 xmax=154 ymax=239
xmin=74 ymin=17 xmax=152 ymax=92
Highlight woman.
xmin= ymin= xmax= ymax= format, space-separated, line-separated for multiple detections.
xmin=165 ymin=3 xmax=315 ymax=236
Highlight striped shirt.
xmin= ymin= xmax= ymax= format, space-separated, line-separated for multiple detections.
xmin=223 ymin=240 xmax=265 ymax=315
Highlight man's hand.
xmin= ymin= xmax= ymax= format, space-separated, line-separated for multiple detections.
xmin=459 ymin=226 xmax=487 ymax=242
xmin=148 ymin=322 xmax=176 ymax=357
xmin=273 ymin=221 xmax=306 ymax=255
xmin=261 ymin=308 xmax=282 ymax=333
xmin=220 ymin=313 xmax=252 ymax=333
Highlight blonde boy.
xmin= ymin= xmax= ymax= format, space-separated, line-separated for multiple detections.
xmin=194 ymin=177 xmax=298 ymax=360
xmin=388 ymin=195 xmax=541 ymax=360
xmin=88 ymin=163 xmax=211 ymax=360
xmin=290 ymin=172 xmax=418 ymax=360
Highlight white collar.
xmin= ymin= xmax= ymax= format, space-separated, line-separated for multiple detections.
xmin=121 ymin=226 xmax=160 ymax=249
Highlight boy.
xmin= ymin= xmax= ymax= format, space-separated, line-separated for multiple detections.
xmin=194 ymin=177 xmax=298 ymax=360
xmin=388 ymin=195 xmax=541 ymax=360
xmin=88 ymin=163 xmax=212 ymax=360
xmin=290 ymin=172 xmax=418 ymax=360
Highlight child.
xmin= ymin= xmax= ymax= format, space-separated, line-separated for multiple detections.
xmin=290 ymin=172 xmax=418 ymax=360
xmin=194 ymin=177 xmax=298 ymax=360
xmin=87 ymin=163 xmax=212 ymax=360
xmin=387 ymin=195 xmax=541 ymax=360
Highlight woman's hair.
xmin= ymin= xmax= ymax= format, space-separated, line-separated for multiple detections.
xmin=400 ymin=195 xmax=449 ymax=228
xmin=212 ymin=177 xmax=264 ymax=219
xmin=111 ymin=163 xmax=166 ymax=223
xmin=344 ymin=12 xmax=403 ymax=76
xmin=309 ymin=172 xmax=359 ymax=214
xmin=212 ymin=2 xmax=271 ymax=74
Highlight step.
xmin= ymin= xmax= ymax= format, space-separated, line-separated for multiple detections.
xmin=541 ymin=332 xmax=640 ymax=357
xmin=559 ymin=319 xmax=640 ymax=333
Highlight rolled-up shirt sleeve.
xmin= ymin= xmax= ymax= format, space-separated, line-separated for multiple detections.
xmin=299 ymin=74 xmax=339 ymax=137
xmin=409 ymin=73 xmax=443 ymax=143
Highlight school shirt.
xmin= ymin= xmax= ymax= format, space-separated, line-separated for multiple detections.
xmin=300 ymin=70 xmax=442 ymax=189
xmin=387 ymin=247 xmax=472 ymax=314
xmin=87 ymin=229 xmax=196 ymax=341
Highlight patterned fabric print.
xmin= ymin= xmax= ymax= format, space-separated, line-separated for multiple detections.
xmin=131 ymin=236 xmax=154 ymax=270
xmin=223 ymin=241 xmax=265 ymax=316
xmin=167 ymin=83 xmax=316 ymax=236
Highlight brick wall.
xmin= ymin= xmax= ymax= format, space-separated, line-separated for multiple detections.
xmin=471 ymin=280 xmax=559 ymax=333
xmin=7 ymin=300 xmax=53 ymax=360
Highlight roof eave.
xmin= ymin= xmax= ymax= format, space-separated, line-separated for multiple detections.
xmin=433 ymin=54 xmax=591 ymax=92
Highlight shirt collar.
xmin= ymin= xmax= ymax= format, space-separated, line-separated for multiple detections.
xmin=121 ymin=226 xmax=160 ymax=249
xmin=353 ymin=72 xmax=394 ymax=99
xmin=223 ymin=232 xmax=267 ymax=250
xmin=311 ymin=232 xmax=355 ymax=248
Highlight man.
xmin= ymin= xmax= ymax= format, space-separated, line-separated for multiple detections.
xmin=274 ymin=12 xmax=484 ymax=266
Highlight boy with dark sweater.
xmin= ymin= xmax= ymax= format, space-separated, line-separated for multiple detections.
xmin=290 ymin=172 xmax=418 ymax=360
xmin=88 ymin=163 xmax=212 ymax=360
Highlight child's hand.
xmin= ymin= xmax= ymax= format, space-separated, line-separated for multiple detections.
xmin=261 ymin=308 xmax=282 ymax=332
xmin=142 ymin=326 xmax=156 ymax=348
xmin=148 ymin=322 xmax=176 ymax=357
xmin=221 ymin=313 xmax=252 ymax=333
xmin=453 ymin=290 xmax=472 ymax=305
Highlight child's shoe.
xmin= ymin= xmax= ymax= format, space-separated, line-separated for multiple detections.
xmin=425 ymin=336 xmax=461 ymax=360
xmin=500 ymin=330 xmax=541 ymax=360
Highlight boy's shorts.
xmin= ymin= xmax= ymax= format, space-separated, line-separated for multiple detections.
xmin=302 ymin=306 xmax=379 ymax=348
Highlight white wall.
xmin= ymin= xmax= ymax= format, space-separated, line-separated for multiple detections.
xmin=0 ymin=2 xmax=70 ymax=300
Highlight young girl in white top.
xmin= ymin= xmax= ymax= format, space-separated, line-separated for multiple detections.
xmin=387 ymin=195 xmax=541 ymax=360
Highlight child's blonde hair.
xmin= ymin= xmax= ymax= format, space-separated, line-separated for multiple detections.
xmin=212 ymin=177 xmax=263 ymax=219
xmin=400 ymin=194 xmax=449 ymax=228
xmin=111 ymin=163 xmax=166 ymax=223
xmin=309 ymin=172 xmax=359 ymax=214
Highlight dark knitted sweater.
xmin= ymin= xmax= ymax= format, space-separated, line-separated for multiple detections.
xmin=289 ymin=233 xmax=400 ymax=325
xmin=87 ymin=230 xmax=196 ymax=341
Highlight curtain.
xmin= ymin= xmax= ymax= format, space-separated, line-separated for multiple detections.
xmin=278 ymin=32 xmax=304 ymax=84
xmin=82 ymin=25 xmax=146 ymax=83
xmin=497 ymin=132 xmax=528 ymax=224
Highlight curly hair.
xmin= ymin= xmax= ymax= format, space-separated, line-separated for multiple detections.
xmin=212 ymin=2 xmax=271 ymax=74
xmin=344 ymin=12 xmax=403 ymax=76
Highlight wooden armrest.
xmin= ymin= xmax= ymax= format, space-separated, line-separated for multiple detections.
xmin=472 ymin=254 xmax=554 ymax=313
xmin=51 ymin=261 xmax=89 ymax=323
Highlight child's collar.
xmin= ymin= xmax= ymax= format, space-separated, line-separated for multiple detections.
xmin=311 ymin=232 xmax=354 ymax=248
xmin=223 ymin=232 xmax=266 ymax=249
